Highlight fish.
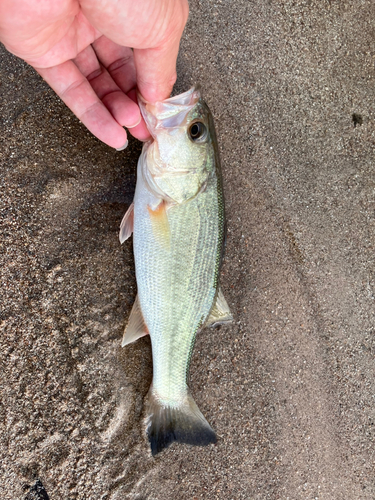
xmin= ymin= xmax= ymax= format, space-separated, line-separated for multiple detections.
xmin=119 ymin=87 xmax=232 ymax=456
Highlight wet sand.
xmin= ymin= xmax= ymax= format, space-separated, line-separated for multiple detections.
xmin=1 ymin=0 xmax=375 ymax=498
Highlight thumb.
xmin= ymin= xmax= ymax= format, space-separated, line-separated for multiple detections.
xmin=134 ymin=0 xmax=189 ymax=103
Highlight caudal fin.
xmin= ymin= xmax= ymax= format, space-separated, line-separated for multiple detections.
xmin=146 ymin=389 xmax=217 ymax=456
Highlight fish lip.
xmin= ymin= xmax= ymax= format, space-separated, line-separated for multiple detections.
xmin=138 ymin=86 xmax=202 ymax=139
xmin=138 ymin=86 xmax=200 ymax=107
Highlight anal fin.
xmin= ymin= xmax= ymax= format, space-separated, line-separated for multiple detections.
xmin=122 ymin=295 xmax=149 ymax=346
xmin=205 ymin=286 xmax=233 ymax=328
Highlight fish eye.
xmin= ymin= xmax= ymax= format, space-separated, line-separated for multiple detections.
xmin=188 ymin=121 xmax=208 ymax=143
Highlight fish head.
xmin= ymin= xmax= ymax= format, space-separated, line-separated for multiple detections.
xmin=138 ymin=87 xmax=217 ymax=204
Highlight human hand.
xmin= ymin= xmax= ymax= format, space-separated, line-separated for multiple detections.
xmin=0 ymin=0 xmax=189 ymax=148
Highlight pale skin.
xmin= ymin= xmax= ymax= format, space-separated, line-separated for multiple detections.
xmin=0 ymin=0 xmax=189 ymax=148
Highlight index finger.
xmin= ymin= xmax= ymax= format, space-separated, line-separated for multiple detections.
xmin=36 ymin=60 xmax=128 ymax=149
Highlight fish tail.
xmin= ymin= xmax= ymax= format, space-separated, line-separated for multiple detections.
xmin=145 ymin=387 xmax=217 ymax=456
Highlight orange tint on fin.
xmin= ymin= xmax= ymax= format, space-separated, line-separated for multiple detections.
xmin=147 ymin=200 xmax=171 ymax=249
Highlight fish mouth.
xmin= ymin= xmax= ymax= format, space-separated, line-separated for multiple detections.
xmin=138 ymin=87 xmax=201 ymax=138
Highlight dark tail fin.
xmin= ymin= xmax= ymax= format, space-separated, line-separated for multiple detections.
xmin=146 ymin=388 xmax=217 ymax=456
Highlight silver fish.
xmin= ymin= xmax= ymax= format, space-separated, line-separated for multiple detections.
xmin=119 ymin=87 xmax=232 ymax=455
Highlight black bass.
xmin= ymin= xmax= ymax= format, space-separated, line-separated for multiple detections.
xmin=119 ymin=87 xmax=232 ymax=455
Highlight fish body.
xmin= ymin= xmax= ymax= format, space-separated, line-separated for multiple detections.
xmin=120 ymin=88 xmax=232 ymax=455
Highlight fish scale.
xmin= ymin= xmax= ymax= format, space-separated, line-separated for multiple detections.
xmin=119 ymin=87 xmax=232 ymax=455
xmin=135 ymin=175 xmax=221 ymax=403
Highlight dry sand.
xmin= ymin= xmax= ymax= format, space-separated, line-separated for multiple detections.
xmin=1 ymin=0 xmax=375 ymax=498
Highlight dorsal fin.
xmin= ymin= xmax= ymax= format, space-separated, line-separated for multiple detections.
xmin=119 ymin=202 xmax=134 ymax=244
xmin=122 ymin=295 xmax=149 ymax=346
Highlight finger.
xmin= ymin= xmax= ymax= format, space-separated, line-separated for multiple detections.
xmin=126 ymin=88 xmax=151 ymax=141
xmin=133 ymin=44 xmax=178 ymax=103
xmin=35 ymin=60 xmax=128 ymax=149
xmin=74 ymin=44 xmax=140 ymax=128
xmin=91 ymin=37 xmax=150 ymax=140
xmin=133 ymin=0 xmax=189 ymax=102
xmin=92 ymin=37 xmax=136 ymax=92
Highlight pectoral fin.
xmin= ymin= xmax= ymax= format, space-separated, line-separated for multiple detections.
xmin=122 ymin=295 xmax=149 ymax=346
xmin=205 ymin=287 xmax=233 ymax=327
xmin=119 ymin=202 xmax=134 ymax=244
xmin=147 ymin=200 xmax=170 ymax=249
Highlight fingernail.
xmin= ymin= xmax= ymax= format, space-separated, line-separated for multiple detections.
xmin=127 ymin=117 xmax=142 ymax=129
xmin=116 ymin=140 xmax=128 ymax=151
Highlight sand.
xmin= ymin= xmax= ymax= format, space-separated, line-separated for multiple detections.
xmin=1 ymin=0 xmax=375 ymax=498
